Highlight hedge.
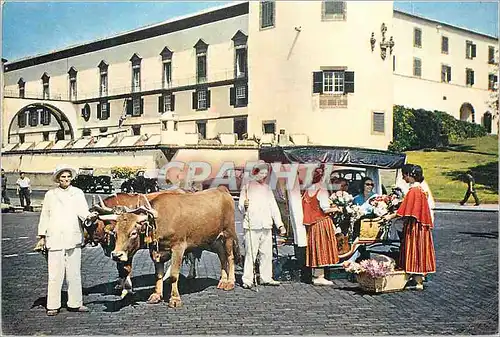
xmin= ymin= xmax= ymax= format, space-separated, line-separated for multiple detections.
xmin=389 ymin=105 xmax=487 ymax=152
xmin=111 ymin=166 xmax=144 ymax=179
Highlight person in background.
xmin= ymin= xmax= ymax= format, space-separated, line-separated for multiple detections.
xmin=353 ymin=176 xmax=375 ymax=206
xmin=1 ymin=169 xmax=10 ymax=204
xmin=16 ymin=172 xmax=31 ymax=211
xmin=383 ymin=164 xmax=436 ymax=290
xmin=302 ymin=165 xmax=340 ymax=286
xmin=37 ymin=164 xmax=98 ymax=316
xmin=238 ymin=163 xmax=286 ymax=289
xmin=460 ymin=170 xmax=480 ymax=206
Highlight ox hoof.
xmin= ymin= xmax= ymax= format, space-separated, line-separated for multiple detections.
xmin=146 ymin=293 xmax=163 ymax=304
xmin=168 ymin=297 xmax=182 ymax=308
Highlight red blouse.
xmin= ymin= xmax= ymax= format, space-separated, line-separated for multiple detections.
xmin=396 ymin=185 xmax=434 ymax=228
xmin=302 ymin=190 xmax=326 ymax=225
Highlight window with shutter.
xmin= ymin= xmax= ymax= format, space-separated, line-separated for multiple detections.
xmin=260 ymin=1 xmax=275 ymax=29
xmin=488 ymin=74 xmax=498 ymax=90
xmin=488 ymin=46 xmax=496 ymax=64
xmin=413 ymin=58 xmax=422 ymax=77
xmin=372 ymin=112 xmax=385 ymax=133
xmin=312 ymin=72 xmax=323 ymax=94
xmin=441 ymin=36 xmax=449 ymax=54
xmin=322 ymin=1 xmax=346 ymax=20
xmin=170 ymin=94 xmax=176 ymax=111
xmin=29 ymin=109 xmax=39 ymax=127
xmin=132 ymin=67 xmax=141 ymax=92
xmin=466 ymin=68 xmax=474 ymax=86
xmin=196 ymin=121 xmax=207 ymax=139
xmin=197 ymin=55 xmax=207 ymax=84
xmin=441 ymin=65 xmax=451 ymax=83
xmin=235 ymin=85 xmax=247 ymax=107
xmin=163 ymin=94 xmax=171 ymax=112
xmin=97 ymin=104 xmax=102 ymax=120
xmin=323 ymin=71 xmax=345 ymax=93
xmin=100 ymin=73 xmax=108 ymax=97
xmin=18 ymin=111 xmax=27 ymax=128
xmin=235 ymin=48 xmax=247 ymax=79
xmin=163 ymin=61 xmax=172 ymax=89
xmin=196 ymin=89 xmax=208 ymax=110
xmin=132 ymin=97 xmax=141 ymax=116
xmin=18 ymin=79 xmax=25 ymax=98
xmin=466 ymin=41 xmax=475 ymax=59
xmin=414 ymin=28 xmax=422 ymax=48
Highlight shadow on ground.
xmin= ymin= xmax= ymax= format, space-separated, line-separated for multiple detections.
xmin=444 ymin=161 xmax=498 ymax=193
xmin=458 ymin=231 xmax=498 ymax=239
xmin=32 ymin=275 xmax=224 ymax=312
xmin=433 ymin=144 xmax=497 ymax=157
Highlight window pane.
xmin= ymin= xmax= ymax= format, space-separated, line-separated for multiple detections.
xmin=164 ymin=94 xmax=171 ymax=111
xmin=334 ymin=71 xmax=344 ymax=93
xmin=163 ymin=62 xmax=172 ymax=88
xmin=261 ymin=1 xmax=274 ymax=28
xmin=325 ymin=1 xmax=344 ymax=14
xmin=323 ymin=71 xmax=333 ymax=92
xmin=197 ymin=90 xmax=207 ymax=109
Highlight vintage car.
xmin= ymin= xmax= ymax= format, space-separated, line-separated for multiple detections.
xmin=71 ymin=168 xmax=113 ymax=193
xmin=120 ymin=169 xmax=159 ymax=194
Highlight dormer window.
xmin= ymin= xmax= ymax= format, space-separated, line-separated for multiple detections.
xmin=18 ymin=78 xmax=25 ymax=98
xmin=232 ymin=30 xmax=248 ymax=79
xmin=130 ymin=53 xmax=142 ymax=92
xmin=194 ymin=39 xmax=208 ymax=84
xmin=68 ymin=67 xmax=78 ymax=100
xmin=160 ymin=46 xmax=173 ymax=89
xmin=41 ymin=72 xmax=50 ymax=99
xmin=98 ymin=60 xmax=108 ymax=97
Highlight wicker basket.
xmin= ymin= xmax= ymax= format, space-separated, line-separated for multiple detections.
xmin=359 ymin=218 xmax=381 ymax=241
xmin=356 ymin=271 xmax=408 ymax=293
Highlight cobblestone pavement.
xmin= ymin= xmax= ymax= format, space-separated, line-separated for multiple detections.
xmin=1 ymin=209 xmax=498 ymax=335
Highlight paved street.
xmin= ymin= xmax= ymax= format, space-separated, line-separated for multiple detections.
xmin=1 ymin=207 xmax=498 ymax=335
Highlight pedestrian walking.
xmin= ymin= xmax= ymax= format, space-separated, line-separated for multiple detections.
xmin=37 ymin=164 xmax=98 ymax=316
xmin=16 ymin=172 xmax=31 ymax=210
xmin=460 ymin=171 xmax=480 ymax=206
xmin=238 ymin=162 xmax=286 ymax=289
xmin=1 ymin=169 xmax=11 ymax=204
xmin=384 ymin=164 xmax=436 ymax=290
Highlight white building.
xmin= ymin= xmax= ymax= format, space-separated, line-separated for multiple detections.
xmin=2 ymin=1 xmax=498 ymax=157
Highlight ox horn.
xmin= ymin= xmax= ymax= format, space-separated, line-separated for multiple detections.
xmin=92 ymin=204 xmax=115 ymax=215
xmin=98 ymin=214 xmax=119 ymax=222
xmin=98 ymin=195 xmax=106 ymax=208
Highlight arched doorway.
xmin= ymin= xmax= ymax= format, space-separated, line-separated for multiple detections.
xmin=460 ymin=103 xmax=475 ymax=123
xmin=483 ymin=112 xmax=492 ymax=133
xmin=8 ymin=103 xmax=75 ymax=143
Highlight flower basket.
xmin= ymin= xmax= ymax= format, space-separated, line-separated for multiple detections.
xmin=356 ymin=271 xmax=408 ymax=293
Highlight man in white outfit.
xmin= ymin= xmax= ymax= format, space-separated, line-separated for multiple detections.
xmin=238 ymin=163 xmax=286 ymax=289
xmin=37 ymin=164 xmax=98 ymax=316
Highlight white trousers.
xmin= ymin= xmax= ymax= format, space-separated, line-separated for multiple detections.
xmin=47 ymin=247 xmax=83 ymax=310
xmin=242 ymin=229 xmax=273 ymax=285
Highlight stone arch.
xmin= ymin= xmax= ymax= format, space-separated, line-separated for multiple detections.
xmin=459 ymin=102 xmax=475 ymax=123
xmin=8 ymin=103 xmax=75 ymax=143
xmin=483 ymin=111 xmax=492 ymax=133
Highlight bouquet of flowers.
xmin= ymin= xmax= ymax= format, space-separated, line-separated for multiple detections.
xmin=329 ymin=191 xmax=354 ymax=207
xmin=343 ymin=256 xmax=395 ymax=279
xmin=367 ymin=191 xmax=403 ymax=217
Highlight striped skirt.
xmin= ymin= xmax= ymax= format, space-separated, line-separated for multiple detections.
xmin=399 ymin=218 xmax=436 ymax=274
xmin=305 ymin=216 xmax=339 ymax=267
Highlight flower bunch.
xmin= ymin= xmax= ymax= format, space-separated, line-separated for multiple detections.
xmin=329 ymin=191 xmax=354 ymax=207
xmin=345 ymin=204 xmax=365 ymax=226
xmin=367 ymin=193 xmax=402 ymax=216
xmin=343 ymin=258 xmax=395 ymax=278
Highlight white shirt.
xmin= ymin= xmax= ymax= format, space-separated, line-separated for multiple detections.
xmin=38 ymin=186 xmax=91 ymax=250
xmin=284 ymin=177 xmax=306 ymax=247
xmin=238 ymin=180 xmax=284 ymax=230
xmin=16 ymin=177 xmax=31 ymax=188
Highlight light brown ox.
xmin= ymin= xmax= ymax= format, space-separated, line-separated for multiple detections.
xmin=107 ymin=186 xmax=240 ymax=308
xmin=89 ymin=190 xmax=199 ymax=294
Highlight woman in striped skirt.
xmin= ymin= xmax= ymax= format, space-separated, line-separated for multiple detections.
xmin=385 ymin=164 xmax=436 ymax=290
xmin=302 ymin=165 xmax=340 ymax=286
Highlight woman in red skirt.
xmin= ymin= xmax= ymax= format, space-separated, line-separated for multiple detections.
xmin=385 ymin=164 xmax=436 ymax=290
xmin=302 ymin=165 xmax=340 ymax=286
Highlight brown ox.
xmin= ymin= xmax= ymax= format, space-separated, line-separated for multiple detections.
xmin=108 ymin=186 xmax=239 ymax=308
xmin=88 ymin=190 xmax=199 ymax=294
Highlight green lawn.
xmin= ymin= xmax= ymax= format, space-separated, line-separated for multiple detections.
xmin=405 ymin=135 xmax=498 ymax=204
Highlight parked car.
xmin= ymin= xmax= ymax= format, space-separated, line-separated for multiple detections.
xmin=120 ymin=170 xmax=159 ymax=194
xmin=201 ymin=166 xmax=245 ymax=197
xmin=71 ymin=168 xmax=113 ymax=193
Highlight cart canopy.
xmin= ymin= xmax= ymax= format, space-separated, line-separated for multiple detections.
xmin=259 ymin=146 xmax=406 ymax=169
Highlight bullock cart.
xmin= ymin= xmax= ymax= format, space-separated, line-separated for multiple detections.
xmin=258 ymin=146 xmax=407 ymax=280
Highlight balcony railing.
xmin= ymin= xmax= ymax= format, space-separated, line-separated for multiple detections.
xmin=4 ymin=69 xmax=244 ymax=102
xmin=3 ymin=90 xmax=63 ymax=100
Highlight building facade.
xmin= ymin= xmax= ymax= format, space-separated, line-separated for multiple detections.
xmin=2 ymin=1 xmax=498 ymax=154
